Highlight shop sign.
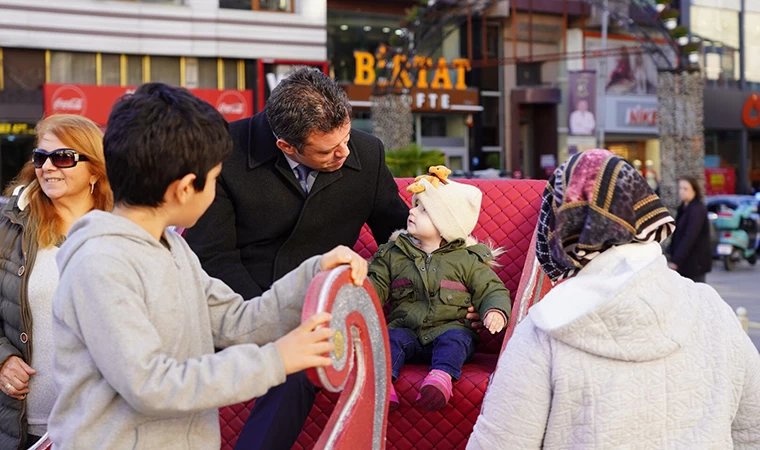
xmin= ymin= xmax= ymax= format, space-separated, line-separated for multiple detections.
xmin=44 ymin=84 xmax=253 ymax=125
xmin=624 ymin=105 xmax=657 ymax=127
xmin=0 ymin=123 xmax=36 ymax=135
xmin=604 ymin=96 xmax=658 ymax=134
xmin=353 ymin=50 xmax=470 ymax=91
xmin=343 ymin=84 xmax=481 ymax=113
xmin=741 ymin=93 xmax=760 ymax=128
xmin=704 ymin=167 xmax=736 ymax=196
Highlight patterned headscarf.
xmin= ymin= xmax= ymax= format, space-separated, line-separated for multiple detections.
xmin=536 ymin=149 xmax=675 ymax=282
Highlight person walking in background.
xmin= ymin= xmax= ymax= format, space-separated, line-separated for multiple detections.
xmin=668 ymin=177 xmax=712 ymax=282
xmin=468 ymin=150 xmax=760 ymax=449
xmin=0 ymin=114 xmax=113 ymax=448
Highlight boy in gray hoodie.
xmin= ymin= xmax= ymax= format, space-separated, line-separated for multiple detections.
xmin=48 ymin=83 xmax=368 ymax=449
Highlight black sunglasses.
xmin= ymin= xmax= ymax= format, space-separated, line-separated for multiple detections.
xmin=32 ymin=148 xmax=90 ymax=169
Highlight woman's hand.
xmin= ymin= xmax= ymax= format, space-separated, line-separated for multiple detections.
xmin=668 ymin=262 xmax=678 ymax=270
xmin=320 ymin=246 xmax=368 ymax=286
xmin=0 ymin=356 xmax=35 ymax=400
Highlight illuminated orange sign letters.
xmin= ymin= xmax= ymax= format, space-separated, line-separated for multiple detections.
xmin=353 ymin=51 xmax=470 ymax=90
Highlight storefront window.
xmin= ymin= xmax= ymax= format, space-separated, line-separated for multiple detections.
xmin=50 ymin=51 xmax=96 ymax=85
xmin=421 ymin=115 xmax=447 ymax=137
xmin=224 ymin=59 xmax=238 ymax=89
xmin=126 ymin=55 xmax=144 ymax=86
xmin=745 ymin=12 xmax=760 ymax=90
xmin=328 ymin=11 xmax=404 ymax=84
xmin=185 ymin=57 xmax=218 ymax=89
xmin=481 ymin=95 xmax=500 ymax=148
xmin=151 ymin=56 xmax=181 ymax=86
xmin=102 ymin=54 xmax=121 ymax=86
xmin=691 ymin=5 xmax=741 ymax=88
xmin=219 ymin=0 xmax=292 ymax=12
xmin=1 ymin=48 xmax=45 ymax=91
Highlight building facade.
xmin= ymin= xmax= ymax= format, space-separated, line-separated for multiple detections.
xmin=685 ymin=0 xmax=760 ymax=194
xmin=0 ymin=0 xmax=327 ymax=190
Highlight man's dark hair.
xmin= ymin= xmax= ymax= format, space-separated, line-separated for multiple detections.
xmin=104 ymin=83 xmax=232 ymax=207
xmin=266 ymin=67 xmax=352 ymax=152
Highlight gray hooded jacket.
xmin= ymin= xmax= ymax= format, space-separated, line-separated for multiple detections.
xmin=48 ymin=211 xmax=322 ymax=449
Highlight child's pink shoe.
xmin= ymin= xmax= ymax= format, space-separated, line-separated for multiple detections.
xmin=389 ymin=383 xmax=399 ymax=412
xmin=415 ymin=369 xmax=452 ymax=411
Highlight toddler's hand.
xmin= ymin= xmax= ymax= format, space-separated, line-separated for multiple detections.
xmin=320 ymin=246 xmax=368 ymax=286
xmin=483 ymin=310 xmax=506 ymax=334
xmin=275 ymin=312 xmax=335 ymax=375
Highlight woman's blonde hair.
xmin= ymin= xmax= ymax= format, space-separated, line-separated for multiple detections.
xmin=3 ymin=114 xmax=113 ymax=247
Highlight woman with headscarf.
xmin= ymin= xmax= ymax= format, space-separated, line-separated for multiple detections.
xmin=468 ymin=149 xmax=760 ymax=449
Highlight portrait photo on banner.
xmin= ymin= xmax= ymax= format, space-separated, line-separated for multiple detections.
xmin=568 ymin=70 xmax=597 ymax=137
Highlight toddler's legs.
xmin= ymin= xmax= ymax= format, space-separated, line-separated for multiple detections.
xmin=417 ymin=329 xmax=476 ymax=411
xmin=388 ymin=328 xmax=424 ymax=411
xmin=430 ymin=329 xmax=476 ymax=381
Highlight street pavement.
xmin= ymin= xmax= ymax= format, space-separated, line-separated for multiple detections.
xmin=706 ymin=260 xmax=760 ymax=350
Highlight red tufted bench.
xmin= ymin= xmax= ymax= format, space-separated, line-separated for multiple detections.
xmin=218 ymin=178 xmax=547 ymax=450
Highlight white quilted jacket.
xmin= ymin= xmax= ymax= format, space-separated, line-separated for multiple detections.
xmin=469 ymin=243 xmax=760 ymax=449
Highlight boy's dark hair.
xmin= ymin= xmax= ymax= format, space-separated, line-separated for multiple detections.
xmin=266 ymin=67 xmax=351 ymax=153
xmin=104 ymin=83 xmax=232 ymax=207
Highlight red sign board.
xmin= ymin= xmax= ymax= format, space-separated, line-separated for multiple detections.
xmin=742 ymin=93 xmax=760 ymax=128
xmin=44 ymin=84 xmax=253 ymax=125
xmin=704 ymin=167 xmax=736 ymax=196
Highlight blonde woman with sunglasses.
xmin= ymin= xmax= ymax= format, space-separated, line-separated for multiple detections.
xmin=0 ymin=114 xmax=112 ymax=449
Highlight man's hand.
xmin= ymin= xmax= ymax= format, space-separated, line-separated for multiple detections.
xmin=466 ymin=306 xmax=483 ymax=330
xmin=0 ymin=356 xmax=35 ymax=400
xmin=483 ymin=310 xmax=507 ymax=334
xmin=275 ymin=313 xmax=335 ymax=375
xmin=321 ymin=246 xmax=368 ymax=286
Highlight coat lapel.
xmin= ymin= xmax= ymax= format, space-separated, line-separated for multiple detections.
xmin=308 ymin=136 xmax=362 ymax=197
xmin=275 ymin=155 xmax=307 ymax=198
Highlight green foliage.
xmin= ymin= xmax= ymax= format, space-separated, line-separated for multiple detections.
xmin=385 ymin=143 xmax=446 ymax=178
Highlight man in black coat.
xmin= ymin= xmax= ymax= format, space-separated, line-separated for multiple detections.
xmin=185 ymin=68 xmax=409 ymax=449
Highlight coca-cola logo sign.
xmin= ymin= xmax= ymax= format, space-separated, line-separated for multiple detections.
xmin=50 ymin=85 xmax=88 ymax=115
xmin=216 ymin=91 xmax=248 ymax=121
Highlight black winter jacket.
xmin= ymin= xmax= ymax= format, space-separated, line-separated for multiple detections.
xmin=185 ymin=112 xmax=409 ymax=299
xmin=670 ymin=200 xmax=712 ymax=280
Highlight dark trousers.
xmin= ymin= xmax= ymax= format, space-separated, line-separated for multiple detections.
xmin=234 ymin=372 xmax=317 ymax=450
xmin=692 ymin=274 xmax=706 ymax=283
xmin=25 ymin=434 xmax=43 ymax=449
xmin=389 ymin=328 xmax=475 ymax=381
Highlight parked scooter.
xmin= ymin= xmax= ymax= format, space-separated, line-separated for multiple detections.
xmin=713 ymin=202 xmax=759 ymax=271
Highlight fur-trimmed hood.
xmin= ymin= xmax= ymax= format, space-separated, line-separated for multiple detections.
xmin=387 ymin=229 xmax=505 ymax=268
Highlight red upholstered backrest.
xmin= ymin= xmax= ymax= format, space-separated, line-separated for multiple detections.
xmin=352 ymin=178 xmax=546 ymax=354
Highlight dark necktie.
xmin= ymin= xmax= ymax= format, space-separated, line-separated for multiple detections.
xmin=295 ymin=164 xmax=312 ymax=193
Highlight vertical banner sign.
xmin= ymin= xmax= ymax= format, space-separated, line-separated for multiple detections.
xmin=568 ymin=71 xmax=597 ymax=136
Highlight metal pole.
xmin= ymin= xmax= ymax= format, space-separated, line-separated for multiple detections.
xmin=597 ymin=0 xmax=609 ymax=148
xmin=739 ymin=0 xmax=749 ymax=194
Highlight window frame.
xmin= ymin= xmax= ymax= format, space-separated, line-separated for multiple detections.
xmin=220 ymin=0 xmax=295 ymax=13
